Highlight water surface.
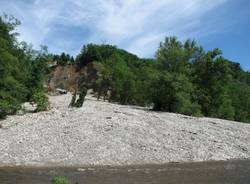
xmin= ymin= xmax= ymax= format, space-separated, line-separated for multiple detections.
xmin=0 ymin=160 xmax=250 ymax=184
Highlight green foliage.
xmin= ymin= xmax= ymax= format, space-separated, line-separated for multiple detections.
xmin=192 ymin=49 xmax=235 ymax=118
xmin=1 ymin=13 xmax=250 ymax=123
xmin=0 ymin=15 xmax=49 ymax=118
xmin=75 ymin=44 xmax=139 ymax=67
xmin=104 ymin=56 xmax=136 ymax=105
xmin=74 ymin=88 xmax=87 ymax=107
xmin=52 ymin=176 xmax=70 ymax=184
xmin=53 ymin=52 xmax=73 ymax=65
xmin=69 ymin=88 xmax=87 ymax=108
xmin=77 ymin=45 xmax=156 ymax=106
xmin=229 ymin=81 xmax=250 ymax=123
xmin=156 ymin=37 xmax=190 ymax=74
xmin=151 ymin=73 xmax=201 ymax=116
xmin=32 ymin=91 xmax=49 ymax=112
xmin=76 ymin=37 xmax=250 ymax=123
xmin=0 ymin=15 xmax=28 ymax=118
xmin=0 ymin=91 xmax=21 ymax=118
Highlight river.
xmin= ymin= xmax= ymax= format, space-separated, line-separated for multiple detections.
xmin=0 ymin=160 xmax=250 ymax=184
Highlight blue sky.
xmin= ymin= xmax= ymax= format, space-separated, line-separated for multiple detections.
xmin=0 ymin=0 xmax=249 ymax=70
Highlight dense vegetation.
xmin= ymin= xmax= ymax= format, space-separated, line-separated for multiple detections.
xmin=1 ymin=14 xmax=250 ymax=123
xmin=76 ymin=39 xmax=250 ymax=123
xmin=53 ymin=52 xmax=74 ymax=66
xmin=0 ymin=15 xmax=49 ymax=118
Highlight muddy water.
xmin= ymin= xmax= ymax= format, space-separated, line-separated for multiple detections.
xmin=0 ymin=160 xmax=250 ymax=184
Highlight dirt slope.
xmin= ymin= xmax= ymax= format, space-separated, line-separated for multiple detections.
xmin=47 ymin=63 xmax=100 ymax=92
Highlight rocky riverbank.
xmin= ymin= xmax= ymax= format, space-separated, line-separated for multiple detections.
xmin=0 ymin=94 xmax=250 ymax=167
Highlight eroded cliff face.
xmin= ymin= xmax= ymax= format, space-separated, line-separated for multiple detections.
xmin=47 ymin=62 xmax=101 ymax=92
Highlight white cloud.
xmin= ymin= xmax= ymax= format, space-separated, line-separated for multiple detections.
xmin=0 ymin=0 xmax=229 ymax=56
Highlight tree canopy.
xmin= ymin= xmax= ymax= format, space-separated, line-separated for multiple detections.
xmin=1 ymin=14 xmax=250 ymax=123
xmin=0 ymin=15 xmax=49 ymax=118
xmin=76 ymin=38 xmax=250 ymax=123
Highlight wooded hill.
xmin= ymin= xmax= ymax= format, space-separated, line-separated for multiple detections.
xmin=71 ymin=42 xmax=250 ymax=123
xmin=1 ymin=15 xmax=250 ymax=123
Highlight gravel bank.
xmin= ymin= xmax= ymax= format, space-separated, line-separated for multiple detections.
xmin=0 ymin=94 xmax=250 ymax=167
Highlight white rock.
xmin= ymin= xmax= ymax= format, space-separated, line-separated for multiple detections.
xmin=21 ymin=102 xmax=37 ymax=112
xmin=0 ymin=93 xmax=250 ymax=167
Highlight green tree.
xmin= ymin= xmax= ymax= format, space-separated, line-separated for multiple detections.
xmin=0 ymin=15 xmax=29 ymax=118
xmin=101 ymin=55 xmax=136 ymax=105
xmin=0 ymin=15 xmax=49 ymax=118
xmin=192 ymin=49 xmax=235 ymax=119
xmin=151 ymin=72 xmax=201 ymax=116
xmin=74 ymin=87 xmax=87 ymax=107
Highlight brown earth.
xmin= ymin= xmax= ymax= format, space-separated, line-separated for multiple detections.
xmin=47 ymin=62 xmax=102 ymax=93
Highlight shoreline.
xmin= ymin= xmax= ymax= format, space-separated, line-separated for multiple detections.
xmin=0 ymin=158 xmax=250 ymax=169
xmin=1 ymin=94 xmax=250 ymax=168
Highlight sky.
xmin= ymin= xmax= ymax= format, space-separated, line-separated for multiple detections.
xmin=0 ymin=0 xmax=249 ymax=70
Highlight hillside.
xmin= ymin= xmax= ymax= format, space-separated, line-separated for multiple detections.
xmin=47 ymin=43 xmax=250 ymax=123
xmin=1 ymin=14 xmax=250 ymax=122
xmin=0 ymin=93 xmax=249 ymax=167
xmin=47 ymin=62 xmax=100 ymax=92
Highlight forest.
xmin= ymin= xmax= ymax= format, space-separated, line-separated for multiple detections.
xmin=1 ymin=15 xmax=250 ymax=123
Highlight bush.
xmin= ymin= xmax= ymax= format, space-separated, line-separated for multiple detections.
xmin=52 ymin=176 xmax=70 ymax=184
xmin=32 ymin=91 xmax=49 ymax=112
xmin=74 ymin=88 xmax=87 ymax=107
xmin=0 ymin=101 xmax=19 ymax=119
xmin=69 ymin=88 xmax=87 ymax=108
xmin=0 ymin=92 xmax=21 ymax=119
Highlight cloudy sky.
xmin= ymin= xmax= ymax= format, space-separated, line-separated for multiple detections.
xmin=0 ymin=0 xmax=249 ymax=70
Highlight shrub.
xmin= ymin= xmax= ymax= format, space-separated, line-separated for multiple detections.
xmin=74 ymin=88 xmax=87 ymax=107
xmin=52 ymin=176 xmax=70 ymax=184
xmin=69 ymin=88 xmax=87 ymax=108
xmin=0 ymin=92 xmax=21 ymax=119
xmin=32 ymin=91 xmax=49 ymax=112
